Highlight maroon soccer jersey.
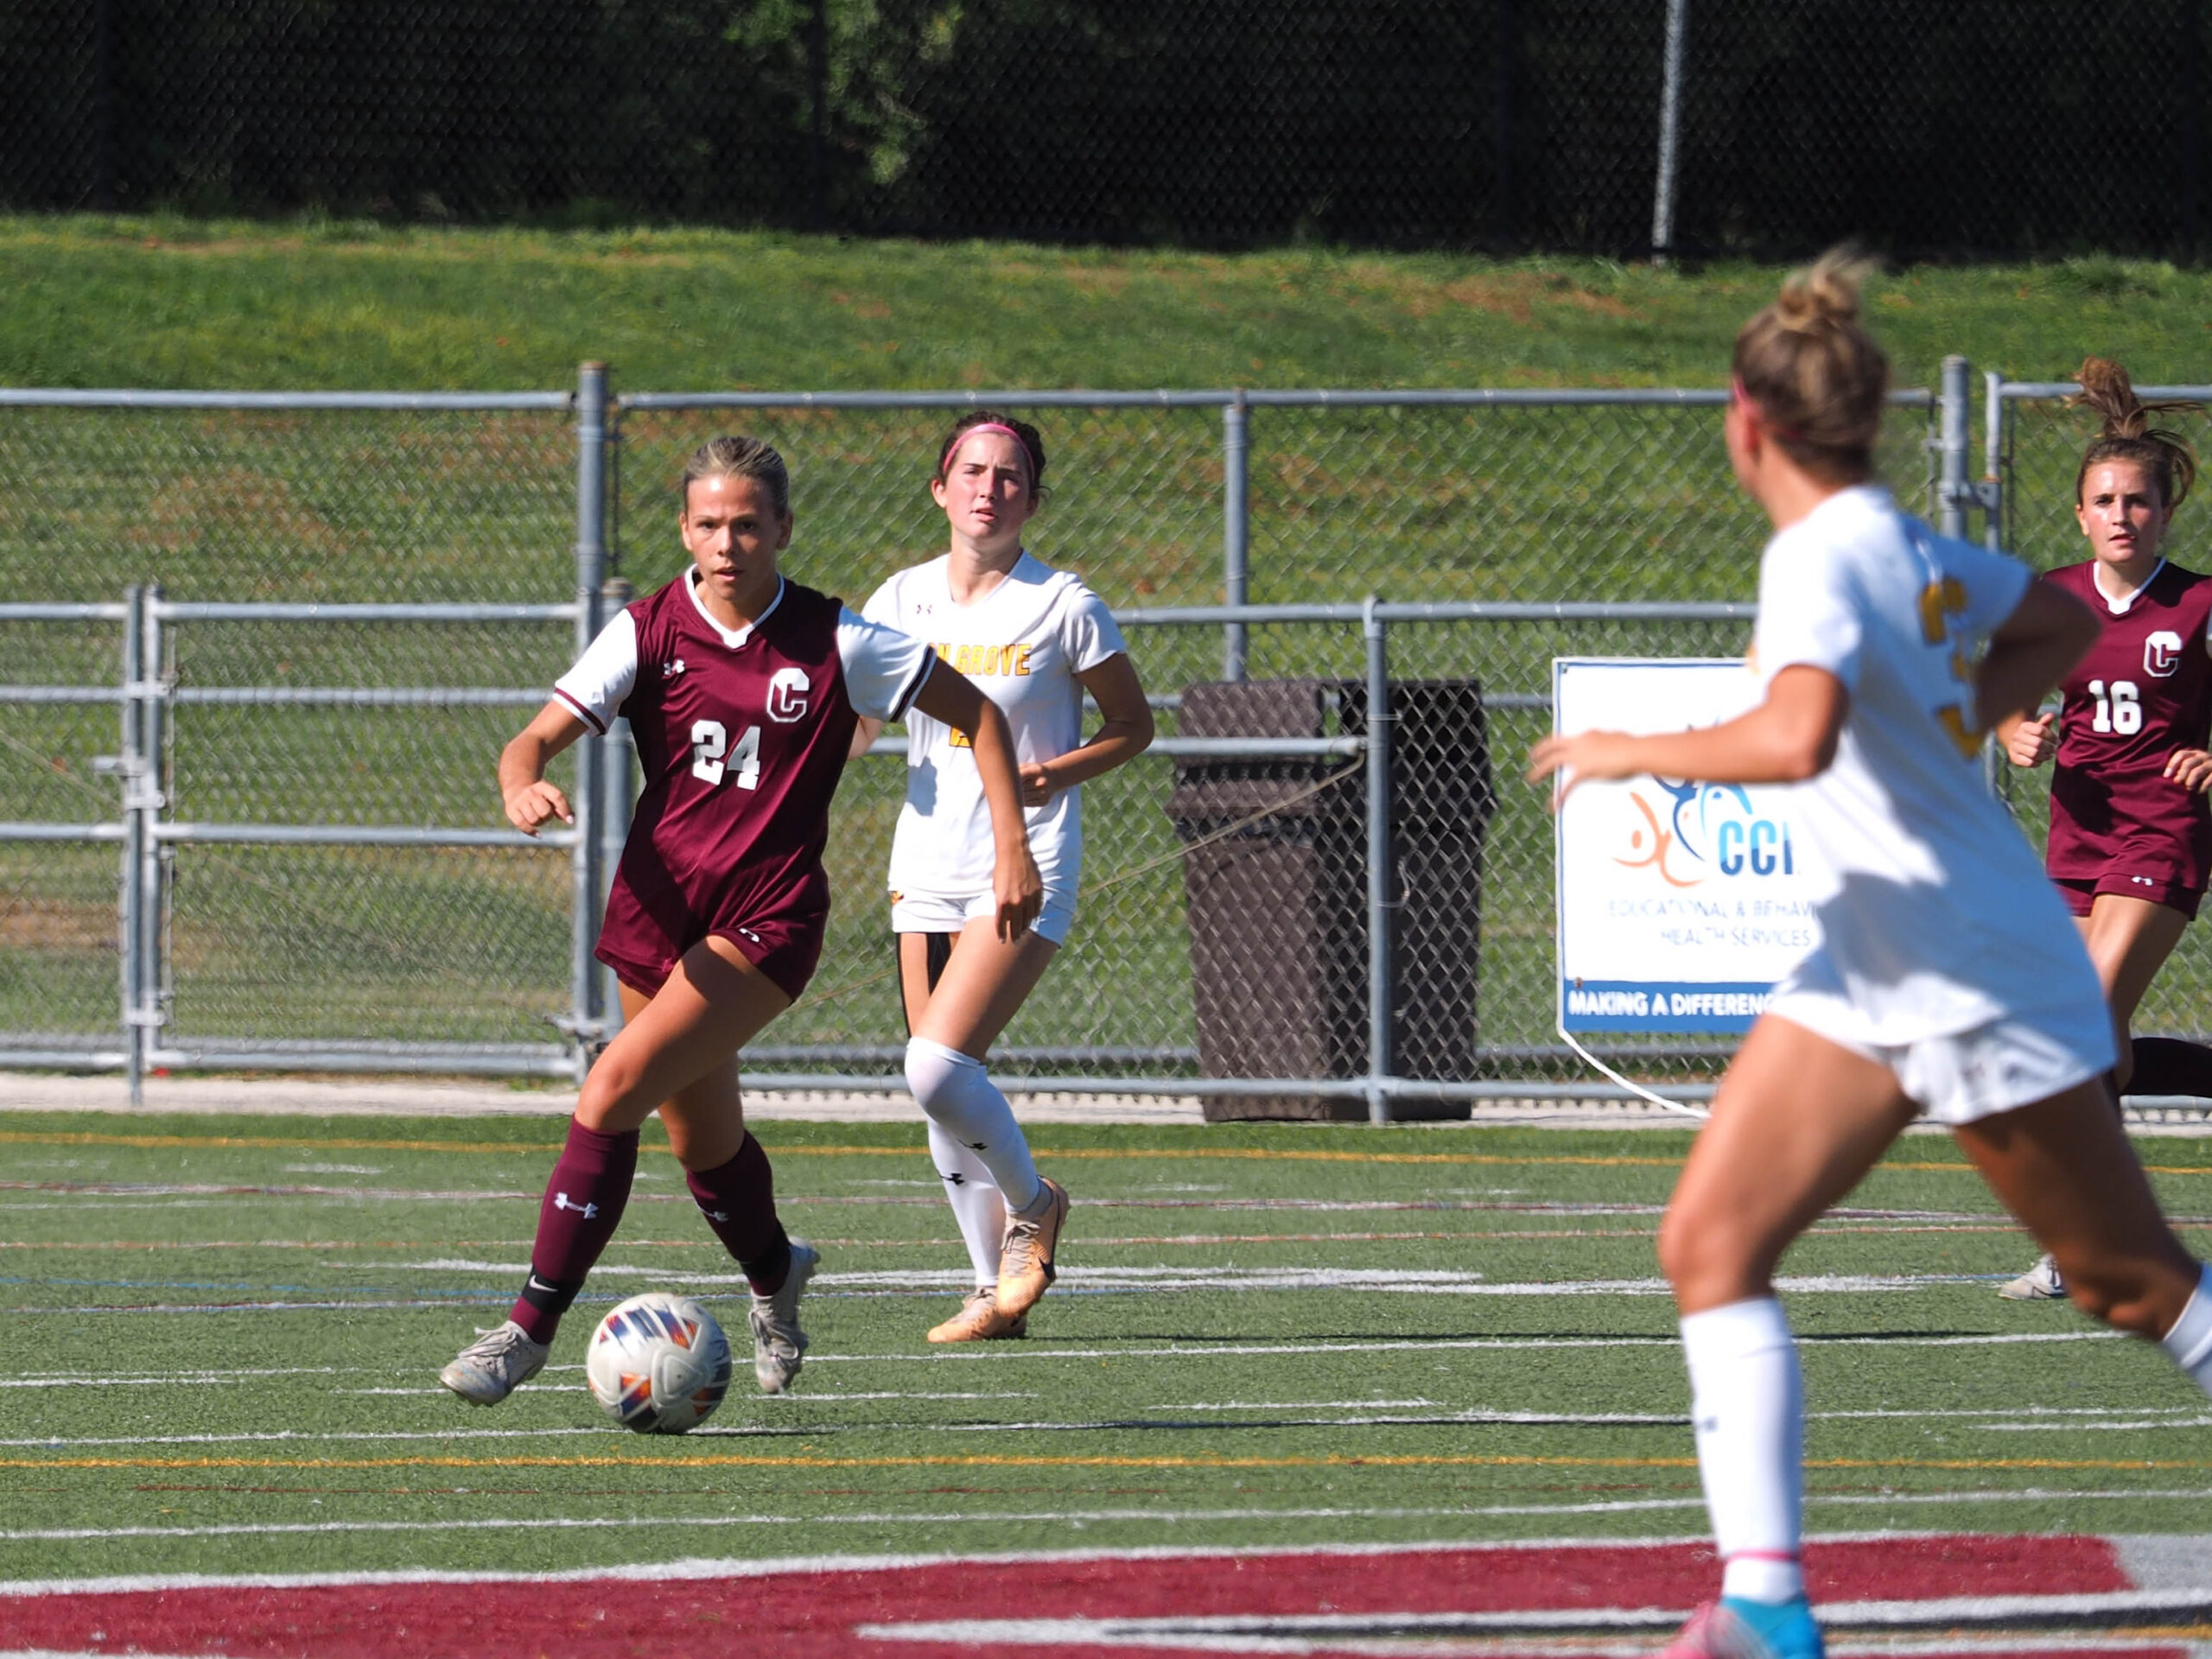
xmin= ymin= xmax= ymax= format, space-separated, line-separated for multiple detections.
xmin=2042 ymin=559 xmax=2212 ymax=891
xmin=554 ymin=574 xmax=934 ymax=996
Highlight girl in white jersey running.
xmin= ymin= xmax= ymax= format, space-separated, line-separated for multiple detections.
xmin=854 ymin=411 xmax=1154 ymax=1342
xmin=1528 ymin=254 xmax=2212 ymax=1659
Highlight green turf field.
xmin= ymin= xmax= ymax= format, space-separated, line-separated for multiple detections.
xmin=2 ymin=1110 xmax=2208 ymax=1583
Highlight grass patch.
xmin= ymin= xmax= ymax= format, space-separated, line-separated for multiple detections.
xmin=6 ymin=218 xmax=2212 ymax=392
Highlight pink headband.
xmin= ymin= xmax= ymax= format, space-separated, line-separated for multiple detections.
xmin=939 ymin=422 xmax=1034 ymax=483
xmin=1731 ymin=375 xmax=1808 ymax=444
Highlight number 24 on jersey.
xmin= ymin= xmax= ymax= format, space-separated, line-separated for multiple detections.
xmin=690 ymin=720 xmax=762 ymax=789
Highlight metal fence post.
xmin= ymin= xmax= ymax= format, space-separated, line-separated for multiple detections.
xmin=570 ymin=362 xmax=610 ymax=1076
xmin=1982 ymin=371 xmax=2006 ymax=550
xmin=1223 ymin=392 xmax=1249 ymax=683
xmin=600 ymin=578 xmax=635 ymax=1045
xmin=118 ymin=585 xmax=144 ymax=1105
xmin=1364 ymin=598 xmax=1393 ymax=1124
xmin=1650 ymin=0 xmax=1689 ymax=264
xmin=1938 ymin=355 xmax=1973 ymax=539
xmin=131 ymin=585 xmax=167 ymax=1100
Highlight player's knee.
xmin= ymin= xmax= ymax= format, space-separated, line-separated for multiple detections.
xmin=576 ymin=1049 xmax=650 ymax=1128
xmin=904 ymin=1035 xmax=979 ymax=1120
xmin=1657 ymin=1204 xmax=1768 ymax=1304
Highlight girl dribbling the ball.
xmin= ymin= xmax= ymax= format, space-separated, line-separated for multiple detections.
xmin=441 ymin=435 xmax=1040 ymax=1407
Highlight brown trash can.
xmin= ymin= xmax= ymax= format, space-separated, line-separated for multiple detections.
xmin=1168 ymin=679 xmax=1491 ymax=1122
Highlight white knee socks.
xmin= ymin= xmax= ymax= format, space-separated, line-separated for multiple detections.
xmin=2162 ymin=1262 xmax=2212 ymax=1392
xmin=906 ymin=1037 xmax=1044 ymax=1219
xmin=927 ymin=1118 xmax=1008 ymax=1287
xmin=1681 ymin=1296 xmax=1805 ymax=1605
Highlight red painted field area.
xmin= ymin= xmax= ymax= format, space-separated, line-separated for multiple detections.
xmin=3 ymin=1533 xmax=2201 ymax=1658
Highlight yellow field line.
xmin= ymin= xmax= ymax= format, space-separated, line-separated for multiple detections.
xmin=2 ymin=1129 xmax=2206 ymax=1177
xmin=8 ymin=1452 xmax=2209 ymax=1472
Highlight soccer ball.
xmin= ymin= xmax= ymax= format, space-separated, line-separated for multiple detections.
xmin=585 ymin=1292 xmax=734 ymax=1434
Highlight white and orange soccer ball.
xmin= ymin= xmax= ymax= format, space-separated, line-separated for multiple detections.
xmin=585 ymin=1292 xmax=733 ymax=1433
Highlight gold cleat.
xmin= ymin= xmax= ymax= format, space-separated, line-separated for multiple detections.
xmin=927 ymin=1286 xmax=1027 ymax=1343
xmin=995 ymin=1176 xmax=1068 ymax=1319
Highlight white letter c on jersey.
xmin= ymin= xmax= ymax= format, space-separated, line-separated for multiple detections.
xmin=766 ymin=666 xmax=812 ymax=722
xmin=2145 ymin=630 xmax=2184 ymax=678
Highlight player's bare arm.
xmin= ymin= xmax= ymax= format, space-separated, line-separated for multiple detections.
xmin=849 ymin=714 xmax=885 ymax=760
xmin=1975 ymin=578 xmax=2100 ymax=735
xmin=499 ymin=699 xmax=589 ymax=835
xmin=1525 ymin=664 xmax=1847 ymax=809
xmin=1020 ymin=652 xmax=1154 ymax=805
xmin=908 ymin=667 xmax=1044 ymax=938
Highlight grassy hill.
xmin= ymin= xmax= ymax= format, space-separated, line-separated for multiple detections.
xmin=5 ymin=216 xmax=2212 ymax=392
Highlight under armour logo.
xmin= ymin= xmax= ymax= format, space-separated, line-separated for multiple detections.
xmin=734 ymin=927 xmax=762 ymax=944
xmin=2133 ymin=875 xmax=2157 ymax=887
xmin=945 ymin=1173 xmax=967 ymax=1186
xmin=661 ymin=658 xmax=688 ymax=677
xmin=703 ymin=1208 xmax=730 ymax=1222
xmin=553 ymin=1192 xmax=599 ymax=1218
xmin=968 ymin=1141 xmax=988 ymax=1152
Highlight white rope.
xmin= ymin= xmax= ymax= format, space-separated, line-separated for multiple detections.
xmin=1557 ymin=1020 xmax=1711 ymax=1119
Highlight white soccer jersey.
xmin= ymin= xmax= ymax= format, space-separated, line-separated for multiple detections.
xmin=1754 ymin=486 xmax=2106 ymax=1046
xmin=862 ymin=550 xmax=1129 ymax=899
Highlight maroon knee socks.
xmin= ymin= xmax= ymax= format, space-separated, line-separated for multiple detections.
xmin=686 ymin=1131 xmax=793 ymax=1296
xmin=508 ymin=1121 xmax=638 ymax=1343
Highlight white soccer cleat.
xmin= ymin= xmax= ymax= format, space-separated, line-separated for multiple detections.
xmin=749 ymin=1240 xmax=819 ymax=1395
xmin=1999 ymin=1252 xmax=2067 ymax=1300
xmin=439 ymin=1319 xmax=550 ymax=1405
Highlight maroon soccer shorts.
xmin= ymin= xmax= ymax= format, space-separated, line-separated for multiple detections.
xmin=2052 ymin=873 xmax=2204 ymax=922
xmin=599 ymin=903 xmax=829 ymax=1005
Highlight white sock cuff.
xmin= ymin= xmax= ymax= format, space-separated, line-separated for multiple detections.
xmin=2161 ymin=1263 xmax=2212 ymax=1373
xmin=1680 ymin=1296 xmax=1794 ymax=1361
xmin=906 ymin=1035 xmax=982 ymax=1073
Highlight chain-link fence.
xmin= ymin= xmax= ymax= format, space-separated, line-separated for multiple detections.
xmin=0 ymin=374 xmax=1958 ymax=1110
xmin=1 ymin=2 xmax=2205 ymax=256
xmin=0 ymin=388 xmax=594 ymax=1090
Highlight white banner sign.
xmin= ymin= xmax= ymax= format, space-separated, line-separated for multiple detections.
xmin=1553 ymin=658 xmax=1824 ymax=1034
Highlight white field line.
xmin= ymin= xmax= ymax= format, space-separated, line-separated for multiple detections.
xmin=0 ymin=1528 xmax=2193 ymax=1601
xmin=398 ymin=1261 xmax=2015 ymax=1296
xmin=6 ymin=1503 xmax=2211 ymax=1552
xmin=861 ymin=1639 xmax=2212 ymax=1659
xmin=7 ymin=1400 xmax=2203 ymax=1451
xmin=854 ymin=1599 xmax=2212 ymax=1656
xmin=0 ymin=1366 xmax=340 ymax=1389
xmin=0 ymin=1185 xmax=2071 ymax=1224
xmin=798 ymin=1332 xmax=2124 ymax=1362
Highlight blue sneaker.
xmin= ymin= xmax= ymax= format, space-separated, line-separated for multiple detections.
xmin=1660 ymin=1598 xmax=1823 ymax=1659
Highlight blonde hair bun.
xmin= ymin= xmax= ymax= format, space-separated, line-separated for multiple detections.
xmin=1730 ymin=243 xmax=1889 ymax=480
xmin=1772 ymin=247 xmax=1877 ymax=334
